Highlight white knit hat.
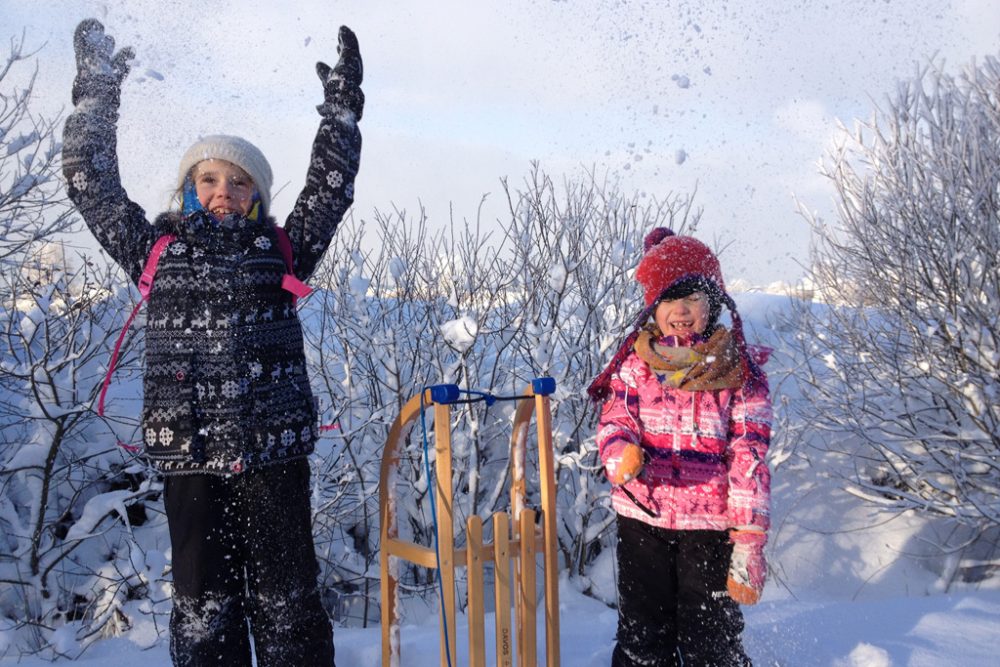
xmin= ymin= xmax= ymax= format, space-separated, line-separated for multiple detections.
xmin=177 ymin=135 xmax=274 ymax=214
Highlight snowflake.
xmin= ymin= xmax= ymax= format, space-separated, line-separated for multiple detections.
xmin=170 ymin=242 xmax=188 ymax=255
xmin=307 ymin=194 xmax=318 ymax=210
xmin=280 ymin=429 xmax=295 ymax=447
xmin=326 ymin=170 xmax=343 ymax=188
xmin=254 ymin=236 xmax=272 ymax=250
xmin=145 ymin=428 xmax=157 ymax=447
xmin=301 ymin=426 xmax=312 ymax=443
xmin=221 ymin=380 xmax=240 ymax=398
xmin=71 ymin=171 xmax=88 ymax=192
xmin=159 ymin=427 xmax=174 ymax=447
xmin=249 ymin=362 xmax=263 ymax=378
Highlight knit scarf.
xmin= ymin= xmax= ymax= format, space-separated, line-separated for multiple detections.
xmin=633 ymin=326 xmax=744 ymax=391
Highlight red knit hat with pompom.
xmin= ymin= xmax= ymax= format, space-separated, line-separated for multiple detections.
xmin=635 ymin=228 xmax=725 ymax=305
xmin=587 ymin=227 xmax=766 ymax=404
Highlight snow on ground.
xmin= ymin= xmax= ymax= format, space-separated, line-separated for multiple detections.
xmin=3 ymin=582 xmax=999 ymax=666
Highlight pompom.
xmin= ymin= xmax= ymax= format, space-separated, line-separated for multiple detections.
xmin=642 ymin=227 xmax=675 ymax=253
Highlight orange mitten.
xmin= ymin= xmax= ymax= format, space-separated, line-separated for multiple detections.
xmin=727 ymin=529 xmax=767 ymax=605
xmin=605 ymin=443 xmax=645 ymax=485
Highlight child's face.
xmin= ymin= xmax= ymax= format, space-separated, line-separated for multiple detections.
xmin=193 ymin=159 xmax=256 ymax=218
xmin=654 ymin=291 xmax=711 ymax=340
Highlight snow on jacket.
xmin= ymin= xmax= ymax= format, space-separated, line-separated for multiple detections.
xmin=62 ymin=94 xmax=361 ymax=476
xmin=597 ymin=344 xmax=772 ymax=531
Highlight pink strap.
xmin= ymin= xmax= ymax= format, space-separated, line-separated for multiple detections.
xmin=137 ymin=235 xmax=176 ymax=297
xmin=98 ymin=235 xmax=176 ymax=417
xmin=274 ymin=226 xmax=312 ymax=303
xmin=281 ymin=274 xmax=313 ymax=299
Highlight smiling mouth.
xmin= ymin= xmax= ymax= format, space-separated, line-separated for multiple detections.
xmin=210 ymin=207 xmax=239 ymax=217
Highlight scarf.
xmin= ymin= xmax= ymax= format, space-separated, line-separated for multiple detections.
xmin=633 ymin=326 xmax=744 ymax=391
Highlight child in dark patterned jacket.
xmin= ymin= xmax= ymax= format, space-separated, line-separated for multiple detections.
xmin=62 ymin=18 xmax=363 ymax=667
xmin=588 ymin=228 xmax=772 ymax=667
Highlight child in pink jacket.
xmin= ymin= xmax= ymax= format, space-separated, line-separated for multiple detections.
xmin=588 ymin=228 xmax=772 ymax=666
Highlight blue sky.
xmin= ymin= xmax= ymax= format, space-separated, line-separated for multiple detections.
xmin=6 ymin=0 xmax=1000 ymax=285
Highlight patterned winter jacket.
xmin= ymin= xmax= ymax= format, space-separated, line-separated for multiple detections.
xmin=597 ymin=343 xmax=772 ymax=531
xmin=62 ymin=90 xmax=361 ymax=476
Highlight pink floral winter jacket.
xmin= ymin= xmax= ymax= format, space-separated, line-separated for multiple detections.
xmin=597 ymin=350 xmax=772 ymax=531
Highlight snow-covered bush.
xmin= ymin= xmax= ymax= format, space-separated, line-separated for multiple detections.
xmin=0 ymin=36 xmax=162 ymax=657
xmin=303 ymin=166 xmax=700 ymax=621
xmin=790 ymin=54 xmax=1000 ymax=584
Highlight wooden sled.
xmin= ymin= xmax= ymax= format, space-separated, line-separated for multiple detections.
xmin=378 ymin=378 xmax=560 ymax=667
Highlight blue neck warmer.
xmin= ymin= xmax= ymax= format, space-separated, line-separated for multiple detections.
xmin=181 ymin=178 xmax=262 ymax=224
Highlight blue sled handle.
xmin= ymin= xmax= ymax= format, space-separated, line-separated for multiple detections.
xmin=531 ymin=377 xmax=556 ymax=396
xmin=428 ymin=384 xmax=461 ymax=404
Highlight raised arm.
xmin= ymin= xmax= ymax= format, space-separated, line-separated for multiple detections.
xmin=62 ymin=19 xmax=154 ymax=284
xmin=283 ymin=26 xmax=364 ymax=282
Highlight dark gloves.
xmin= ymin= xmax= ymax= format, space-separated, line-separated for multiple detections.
xmin=316 ymin=26 xmax=365 ymax=121
xmin=71 ymin=19 xmax=134 ymax=109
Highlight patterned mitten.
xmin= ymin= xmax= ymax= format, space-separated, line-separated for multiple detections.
xmin=728 ymin=528 xmax=767 ymax=605
xmin=605 ymin=443 xmax=645 ymax=485
xmin=316 ymin=26 xmax=365 ymax=120
xmin=71 ymin=19 xmax=134 ymax=109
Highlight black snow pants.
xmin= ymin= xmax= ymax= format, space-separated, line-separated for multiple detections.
xmin=164 ymin=458 xmax=335 ymax=667
xmin=612 ymin=516 xmax=750 ymax=667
